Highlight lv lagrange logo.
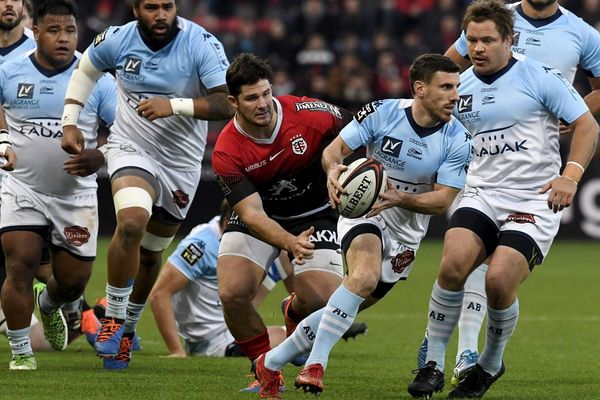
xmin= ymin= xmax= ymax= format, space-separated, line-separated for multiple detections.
xmin=381 ymin=136 xmax=402 ymax=157
xmin=458 ymin=95 xmax=473 ymax=113
xmin=124 ymin=57 xmax=142 ymax=75
xmin=17 ymin=83 xmax=34 ymax=99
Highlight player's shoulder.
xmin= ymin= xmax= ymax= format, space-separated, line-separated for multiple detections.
xmin=91 ymin=21 xmax=137 ymax=48
xmin=353 ymin=98 xmax=405 ymax=124
xmin=0 ymin=51 xmax=32 ymax=74
xmin=185 ymin=217 xmax=221 ymax=243
xmin=23 ymin=27 xmax=35 ymax=40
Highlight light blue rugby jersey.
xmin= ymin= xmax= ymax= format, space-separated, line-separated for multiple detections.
xmin=454 ymin=2 xmax=600 ymax=83
xmin=0 ymin=52 xmax=116 ymax=196
xmin=341 ymin=99 xmax=473 ymax=248
xmin=86 ymin=17 xmax=229 ymax=170
xmin=456 ymin=57 xmax=588 ymax=193
xmin=0 ymin=27 xmax=35 ymax=65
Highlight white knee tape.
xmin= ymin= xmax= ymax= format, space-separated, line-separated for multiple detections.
xmin=113 ymin=187 xmax=153 ymax=215
xmin=140 ymin=232 xmax=174 ymax=252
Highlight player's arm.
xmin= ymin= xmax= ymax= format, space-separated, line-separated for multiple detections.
xmin=0 ymin=106 xmax=16 ymax=171
xmin=541 ymin=111 xmax=599 ymax=212
xmin=321 ymin=135 xmax=354 ymax=208
xmin=136 ymin=84 xmax=234 ymax=122
xmin=61 ymin=50 xmax=105 ymax=155
xmin=148 ymin=261 xmax=190 ymax=358
xmin=232 ymin=193 xmax=315 ymax=264
xmin=368 ymin=183 xmax=460 ymax=217
xmin=444 ymin=44 xmax=471 ymax=72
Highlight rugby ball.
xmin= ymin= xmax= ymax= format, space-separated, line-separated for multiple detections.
xmin=337 ymin=158 xmax=387 ymax=219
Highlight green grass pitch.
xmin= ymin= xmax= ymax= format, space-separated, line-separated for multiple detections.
xmin=1 ymin=239 xmax=598 ymax=399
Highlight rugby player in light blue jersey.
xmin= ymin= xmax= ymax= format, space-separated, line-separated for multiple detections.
xmin=0 ymin=0 xmax=116 ymax=370
xmin=255 ymin=54 xmax=473 ymax=398
xmin=409 ymin=1 xmax=599 ymax=398
xmin=415 ymin=0 xmax=600 ymax=383
xmin=60 ymin=0 xmax=234 ymax=370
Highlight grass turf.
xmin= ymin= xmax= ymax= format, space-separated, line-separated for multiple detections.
xmin=1 ymin=239 xmax=598 ymax=399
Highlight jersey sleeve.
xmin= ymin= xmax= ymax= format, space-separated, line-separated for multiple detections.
xmin=0 ymin=66 xmax=7 ymax=103
xmin=579 ymin=22 xmax=600 ymax=78
xmin=340 ymin=100 xmax=386 ymax=150
xmin=529 ymin=63 xmax=589 ymax=125
xmin=453 ymin=31 xmax=469 ymax=58
xmin=436 ymin=119 xmax=473 ymax=189
xmin=86 ymin=26 xmax=122 ymax=71
xmin=91 ymin=74 xmax=117 ymax=127
xmin=167 ymin=230 xmax=217 ymax=281
xmin=192 ymin=29 xmax=229 ymax=90
xmin=211 ymin=146 xmax=258 ymax=207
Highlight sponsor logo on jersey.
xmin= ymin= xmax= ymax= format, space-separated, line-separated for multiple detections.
xmin=181 ymin=243 xmax=204 ymax=265
xmin=17 ymin=83 xmax=34 ymax=99
xmin=40 ymin=86 xmax=54 ymax=95
xmin=458 ymin=95 xmax=473 ymax=113
xmin=268 ymin=179 xmax=298 ymax=196
xmin=19 ymin=120 xmax=62 ymax=138
xmin=172 ymin=190 xmax=190 ymax=209
xmin=308 ymin=229 xmax=338 ymax=244
xmin=506 ymin=213 xmax=536 ymax=224
xmin=381 ymin=136 xmax=402 ymax=157
xmin=124 ymin=57 xmax=142 ymax=75
xmin=64 ymin=226 xmax=90 ymax=246
xmin=291 ymin=135 xmax=308 ymax=155
xmin=269 ymin=149 xmax=285 ymax=162
xmin=390 ymin=249 xmax=415 ymax=274
xmin=93 ymin=28 xmax=108 ymax=47
xmin=294 ymin=101 xmax=342 ymax=118
xmin=525 ymin=37 xmax=541 ymax=46
xmin=481 ymin=94 xmax=495 ymax=105
xmin=245 ymin=159 xmax=267 ymax=172
xmin=144 ymin=60 xmax=159 ymax=71
xmin=409 ymin=138 xmax=427 ymax=148
xmin=407 ymin=147 xmax=422 ymax=160
xmin=512 ymin=31 xmax=521 ymax=46
xmin=355 ymin=100 xmax=382 ymax=123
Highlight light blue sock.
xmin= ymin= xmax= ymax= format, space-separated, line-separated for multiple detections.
xmin=124 ymin=301 xmax=145 ymax=333
xmin=7 ymin=327 xmax=33 ymax=356
xmin=105 ymin=284 xmax=133 ymax=320
xmin=479 ymin=299 xmax=519 ymax=375
xmin=305 ymin=285 xmax=364 ymax=369
xmin=457 ymin=264 xmax=488 ymax=360
xmin=265 ymin=309 xmax=324 ymax=371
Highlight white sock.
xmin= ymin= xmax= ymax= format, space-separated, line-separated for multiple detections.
xmin=479 ymin=299 xmax=519 ymax=376
xmin=457 ymin=264 xmax=488 ymax=360
xmin=105 ymin=284 xmax=132 ymax=320
xmin=124 ymin=302 xmax=145 ymax=333
xmin=7 ymin=327 xmax=33 ymax=356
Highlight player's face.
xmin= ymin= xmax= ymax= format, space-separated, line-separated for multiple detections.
xmin=230 ymin=79 xmax=274 ymax=128
xmin=34 ymin=14 xmax=77 ymax=69
xmin=525 ymin=0 xmax=556 ymax=11
xmin=134 ymin=0 xmax=178 ymax=45
xmin=0 ymin=0 xmax=23 ymax=31
xmin=421 ymin=71 xmax=460 ymax=123
xmin=465 ymin=20 xmax=512 ymax=76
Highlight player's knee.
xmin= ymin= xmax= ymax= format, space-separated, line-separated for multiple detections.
xmin=438 ymin=256 xmax=467 ymax=288
xmin=484 ymin=271 xmax=514 ymax=305
xmin=115 ymin=215 xmax=148 ymax=244
xmin=348 ymin=267 xmax=379 ymax=297
xmin=219 ymin=284 xmax=252 ymax=310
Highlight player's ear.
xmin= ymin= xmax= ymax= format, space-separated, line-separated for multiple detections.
xmin=227 ymin=95 xmax=238 ymax=108
xmin=413 ymin=81 xmax=425 ymax=99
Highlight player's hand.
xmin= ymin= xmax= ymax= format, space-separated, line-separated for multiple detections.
xmin=558 ymin=122 xmax=573 ymax=136
xmin=327 ymin=164 xmax=348 ymax=209
xmin=137 ymin=97 xmax=173 ymax=121
xmin=63 ymin=148 xmax=105 ymax=177
xmin=366 ymin=180 xmax=397 ymax=217
xmin=62 ymin=125 xmax=85 ymax=155
xmin=0 ymin=147 xmax=16 ymax=171
xmin=291 ymin=226 xmax=315 ymax=265
xmin=539 ymin=176 xmax=577 ymax=213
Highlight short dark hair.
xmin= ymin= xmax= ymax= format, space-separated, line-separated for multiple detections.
xmin=35 ymin=0 xmax=77 ymax=25
xmin=462 ymin=0 xmax=514 ymax=41
xmin=24 ymin=0 xmax=34 ymax=16
xmin=408 ymin=54 xmax=460 ymax=95
xmin=132 ymin=0 xmax=179 ymax=8
xmin=226 ymin=53 xmax=273 ymax=98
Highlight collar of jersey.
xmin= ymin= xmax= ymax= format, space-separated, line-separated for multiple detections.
xmin=0 ymin=33 xmax=30 ymax=56
xmin=404 ymin=106 xmax=443 ymax=138
xmin=473 ymin=57 xmax=518 ymax=85
xmin=28 ymin=53 xmax=77 ymax=78
xmin=516 ymin=4 xmax=563 ymax=28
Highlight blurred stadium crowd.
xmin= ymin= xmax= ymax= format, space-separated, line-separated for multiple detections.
xmin=70 ymin=0 xmax=600 ymax=112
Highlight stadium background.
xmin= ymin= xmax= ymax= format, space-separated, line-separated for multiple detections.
xmin=42 ymin=0 xmax=600 ymax=238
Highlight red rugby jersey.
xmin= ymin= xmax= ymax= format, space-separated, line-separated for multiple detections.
xmin=212 ymin=95 xmax=347 ymax=220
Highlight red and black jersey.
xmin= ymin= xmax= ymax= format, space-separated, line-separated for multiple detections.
xmin=212 ymin=95 xmax=348 ymax=220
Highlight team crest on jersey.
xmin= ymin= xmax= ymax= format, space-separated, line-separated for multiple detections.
xmin=458 ymin=95 xmax=473 ymax=113
xmin=64 ymin=226 xmax=90 ymax=246
xmin=124 ymin=57 xmax=142 ymax=75
xmin=17 ymin=83 xmax=34 ymax=99
xmin=381 ymin=136 xmax=403 ymax=157
xmin=355 ymin=101 xmax=382 ymax=123
xmin=290 ymin=135 xmax=307 ymax=155
xmin=512 ymin=31 xmax=521 ymax=46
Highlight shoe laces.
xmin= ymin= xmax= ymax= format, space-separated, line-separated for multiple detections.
xmin=96 ymin=318 xmax=122 ymax=342
xmin=114 ymin=335 xmax=133 ymax=362
xmin=81 ymin=309 xmax=101 ymax=335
